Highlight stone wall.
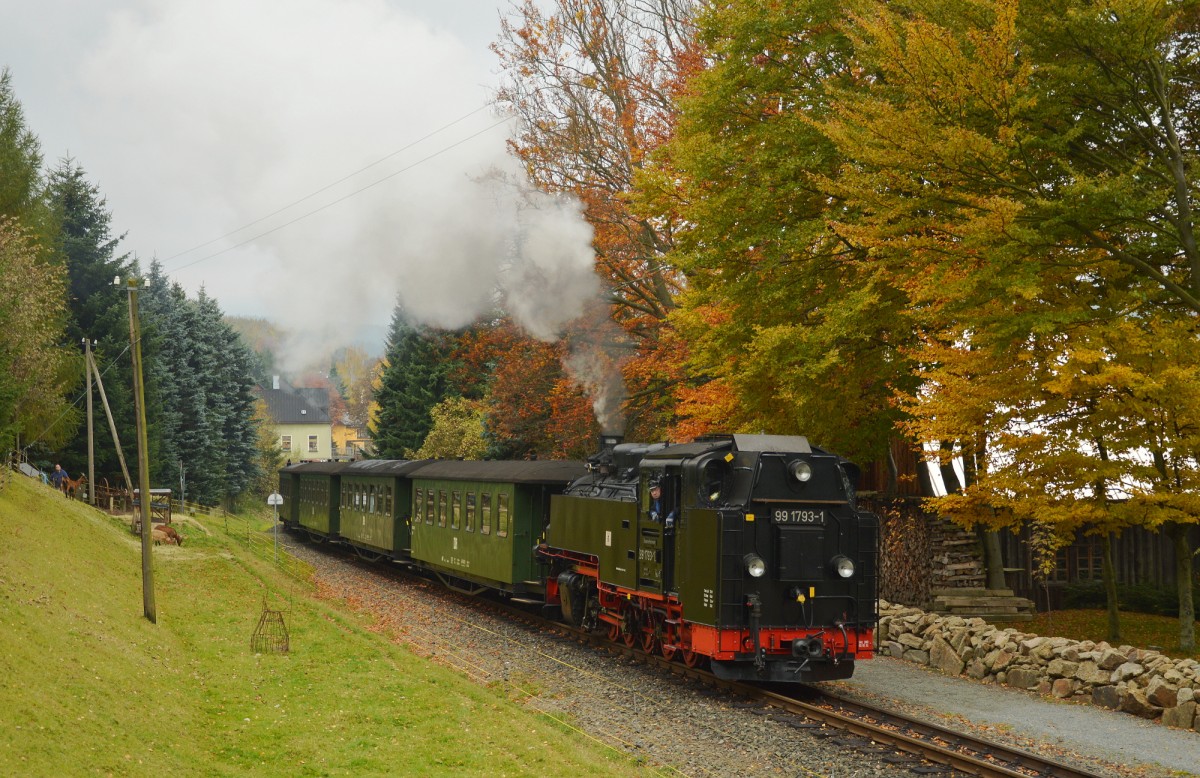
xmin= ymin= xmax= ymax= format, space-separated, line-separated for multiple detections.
xmin=877 ymin=600 xmax=1200 ymax=731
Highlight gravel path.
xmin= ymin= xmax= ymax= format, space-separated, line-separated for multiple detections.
xmin=832 ymin=656 xmax=1200 ymax=778
xmin=284 ymin=536 xmax=1198 ymax=778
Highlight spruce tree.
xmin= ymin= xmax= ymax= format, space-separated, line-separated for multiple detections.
xmin=0 ymin=68 xmax=48 ymax=230
xmin=45 ymin=159 xmax=135 ymax=480
xmin=372 ymin=306 xmax=453 ymax=458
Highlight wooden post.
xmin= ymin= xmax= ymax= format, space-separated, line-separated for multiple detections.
xmin=83 ymin=338 xmax=96 ymax=506
xmin=127 ymin=278 xmax=156 ymax=624
xmin=88 ymin=349 xmax=134 ymax=497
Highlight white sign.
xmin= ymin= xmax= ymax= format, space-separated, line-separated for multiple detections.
xmin=267 ymin=493 xmax=284 ymax=506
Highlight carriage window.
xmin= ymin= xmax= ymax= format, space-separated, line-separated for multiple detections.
xmin=480 ymin=493 xmax=492 ymax=535
xmin=497 ymin=493 xmax=510 ymax=538
xmin=415 ymin=488 xmax=424 ymax=522
xmin=438 ymin=490 xmax=447 ymax=527
xmin=465 ymin=492 xmax=476 ymax=532
xmin=384 ymin=486 xmax=392 ymax=515
xmin=451 ymin=492 xmax=462 ymax=529
xmin=369 ymin=485 xmax=377 ymax=514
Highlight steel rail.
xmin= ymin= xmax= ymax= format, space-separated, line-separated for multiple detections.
xmin=282 ymin=532 xmax=1106 ymax=778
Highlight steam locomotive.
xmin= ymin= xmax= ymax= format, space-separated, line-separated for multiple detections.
xmin=279 ymin=434 xmax=878 ymax=683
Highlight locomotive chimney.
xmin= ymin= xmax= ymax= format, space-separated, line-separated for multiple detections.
xmin=599 ymin=433 xmax=623 ymax=453
xmin=589 ymin=434 xmax=624 ymax=476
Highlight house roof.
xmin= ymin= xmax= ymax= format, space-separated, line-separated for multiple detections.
xmin=258 ymin=380 xmax=331 ymax=424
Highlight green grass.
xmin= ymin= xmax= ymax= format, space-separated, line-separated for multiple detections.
xmin=0 ymin=475 xmax=645 ymax=777
xmin=1029 ymin=608 xmax=1200 ymax=661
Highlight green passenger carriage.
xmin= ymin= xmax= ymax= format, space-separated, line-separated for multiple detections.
xmin=338 ymin=460 xmax=426 ymax=557
xmin=279 ymin=461 xmax=346 ymax=539
xmin=409 ymin=460 xmax=587 ymax=594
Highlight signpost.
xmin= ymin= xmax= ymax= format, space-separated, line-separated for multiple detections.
xmin=268 ymin=492 xmax=283 ymax=563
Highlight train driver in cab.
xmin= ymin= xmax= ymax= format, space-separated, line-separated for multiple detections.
xmin=649 ymin=481 xmax=677 ymax=528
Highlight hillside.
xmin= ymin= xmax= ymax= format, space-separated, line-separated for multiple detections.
xmin=0 ymin=475 xmax=637 ymax=776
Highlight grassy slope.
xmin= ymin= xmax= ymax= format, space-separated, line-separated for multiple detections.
xmin=0 ymin=476 xmax=639 ymax=777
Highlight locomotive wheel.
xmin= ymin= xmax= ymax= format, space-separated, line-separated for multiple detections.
xmin=660 ymin=643 xmax=678 ymax=662
xmin=622 ymin=628 xmax=637 ymax=647
xmin=682 ymin=650 xmax=702 ymax=668
xmin=607 ymin=622 xmax=621 ymax=642
xmin=641 ymin=630 xmax=658 ymax=653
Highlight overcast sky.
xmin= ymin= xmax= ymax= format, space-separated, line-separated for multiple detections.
xmin=1 ymin=0 xmax=595 ymax=368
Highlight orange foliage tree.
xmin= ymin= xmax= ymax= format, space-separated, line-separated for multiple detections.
xmin=493 ymin=0 xmax=702 ymax=440
xmin=451 ymin=318 xmax=598 ymax=459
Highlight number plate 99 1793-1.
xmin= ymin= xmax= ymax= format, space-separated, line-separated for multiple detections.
xmin=773 ymin=509 xmax=825 ymax=525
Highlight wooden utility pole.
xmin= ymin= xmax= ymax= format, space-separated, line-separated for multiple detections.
xmin=83 ymin=338 xmax=96 ymax=506
xmin=127 ymin=278 xmax=156 ymax=624
xmin=88 ymin=348 xmax=134 ymax=496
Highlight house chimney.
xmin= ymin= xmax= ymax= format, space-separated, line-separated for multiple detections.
xmin=272 ymin=375 xmax=280 ymax=390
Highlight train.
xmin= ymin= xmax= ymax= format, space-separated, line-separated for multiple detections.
xmin=278 ymin=433 xmax=879 ymax=683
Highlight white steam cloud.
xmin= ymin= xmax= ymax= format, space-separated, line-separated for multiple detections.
xmin=9 ymin=0 xmax=625 ymax=428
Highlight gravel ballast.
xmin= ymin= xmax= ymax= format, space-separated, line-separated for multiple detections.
xmin=285 ymin=537 xmax=1198 ymax=777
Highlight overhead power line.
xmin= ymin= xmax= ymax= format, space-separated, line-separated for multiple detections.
xmin=163 ymin=104 xmax=508 ymax=272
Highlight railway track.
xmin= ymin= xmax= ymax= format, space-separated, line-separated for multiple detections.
xmin=532 ymin=616 xmax=1104 ymax=778
xmin=283 ymin=531 xmax=1108 ymax=778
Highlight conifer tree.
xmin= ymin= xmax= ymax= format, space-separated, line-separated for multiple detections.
xmin=45 ymin=158 xmax=134 ymax=479
xmin=0 ymin=67 xmax=50 ymax=236
xmin=372 ymin=306 xmax=452 ymax=459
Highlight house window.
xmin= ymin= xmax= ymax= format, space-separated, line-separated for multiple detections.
xmin=1076 ymin=537 xmax=1105 ymax=582
xmin=308 ymin=435 xmax=318 ymax=453
xmin=281 ymin=435 xmax=292 ymax=451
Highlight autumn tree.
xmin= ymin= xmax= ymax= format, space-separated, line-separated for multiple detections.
xmin=494 ymin=0 xmax=700 ymax=435
xmin=0 ymin=219 xmax=74 ymax=464
xmin=638 ymin=0 xmax=915 ymax=464
xmin=409 ymin=397 xmax=489 ymax=460
xmin=331 ymin=345 xmax=380 ymax=431
xmin=817 ymin=0 xmax=1200 ymax=648
xmin=451 ymin=317 xmax=598 ymax=460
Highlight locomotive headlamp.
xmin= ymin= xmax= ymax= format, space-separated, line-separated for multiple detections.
xmin=744 ymin=553 xmax=767 ymax=578
xmin=831 ymin=555 xmax=855 ymax=578
xmin=788 ymin=460 xmax=813 ymax=483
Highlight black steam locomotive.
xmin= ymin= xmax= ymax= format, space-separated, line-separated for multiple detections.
xmin=545 ymin=434 xmax=878 ymax=682
xmin=280 ymin=433 xmax=878 ymax=683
